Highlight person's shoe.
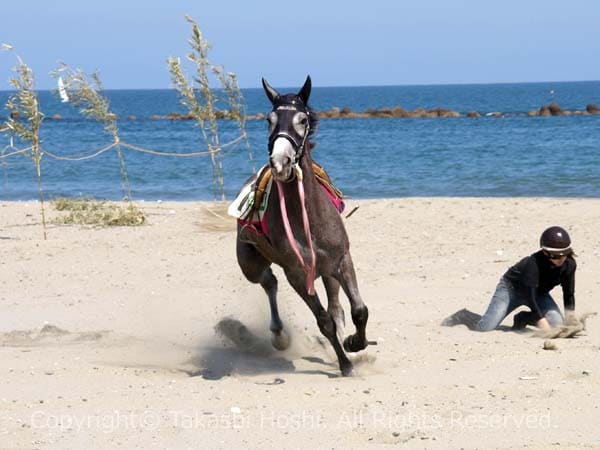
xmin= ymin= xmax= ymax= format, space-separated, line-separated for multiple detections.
xmin=442 ymin=308 xmax=481 ymax=329
xmin=512 ymin=311 xmax=532 ymax=330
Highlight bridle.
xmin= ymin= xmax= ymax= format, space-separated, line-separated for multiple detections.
xmin=268 ymin=101 xmax=311 ymax=168
xmin=268 ymin=98 xmax=316 ymax=295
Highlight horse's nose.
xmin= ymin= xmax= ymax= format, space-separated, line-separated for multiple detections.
xmin=269 ymin=156 xmax=281 ymax=173
xmin=270 ymin=156 xmax=290 ymax=174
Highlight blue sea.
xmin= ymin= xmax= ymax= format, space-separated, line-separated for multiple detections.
xmin=1 ymin=81 xmax=599 ymax=201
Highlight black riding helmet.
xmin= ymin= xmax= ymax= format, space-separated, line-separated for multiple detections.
xmin=540 ymin=226 xmax=573 ymax=256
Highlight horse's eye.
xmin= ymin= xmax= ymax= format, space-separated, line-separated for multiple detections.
xmin=267 ymin=112 xmax=278 ymax=132
xmin=293 ymin=113 xmax=308 ymax=136
xmin=294 ymin=113 xmax=308 ymax=126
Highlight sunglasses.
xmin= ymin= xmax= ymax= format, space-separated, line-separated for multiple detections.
xmin=546 ymin=252 xmax=566 ymax=260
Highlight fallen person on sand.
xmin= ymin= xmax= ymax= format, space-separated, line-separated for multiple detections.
xmin=443 ymin=226 xmax=580 ymax=332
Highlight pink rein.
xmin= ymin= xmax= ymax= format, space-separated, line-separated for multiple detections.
xmin=276 ymin=170 xmax=316 ymax=295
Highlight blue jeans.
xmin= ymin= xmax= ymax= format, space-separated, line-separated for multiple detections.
xmin=476 ymin=276 xmax=564 ymax=331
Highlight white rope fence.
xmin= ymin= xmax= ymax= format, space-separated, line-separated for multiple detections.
xmin=41 ymin=142 xmax=117 ymax=161
xmin=1 ymin=145 xmax=33 ymax=159
xmin=0 ymin=132 xmax=249 ymax=162
xmin=119 ymin=132 xmax=246 ymax=158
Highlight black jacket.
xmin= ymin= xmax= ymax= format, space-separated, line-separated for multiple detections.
xmin=503 ymin=250 xmax=576 ymax=320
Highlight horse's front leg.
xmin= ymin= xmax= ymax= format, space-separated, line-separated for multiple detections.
xmin=337 ymin=252 xmax=370 ymax=353
xmin=323 ymin=276 xmax=345 ymax=344
xmin=237 ymin=240 xmax=290 ymax=350
xmin=285 ymin=270 xmax=353 ymax=376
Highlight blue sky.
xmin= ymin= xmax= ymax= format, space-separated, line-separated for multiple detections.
xmin=1 ymin=0 xmax=599 ymax=90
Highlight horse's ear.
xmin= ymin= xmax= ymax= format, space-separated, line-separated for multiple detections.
xmin=262 ymin=78 xmax=279 ymax=105
xmin=297 ymin=75 xmax=311 ymax=104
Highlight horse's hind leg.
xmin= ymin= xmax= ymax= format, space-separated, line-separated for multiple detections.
xmin=337 ymin=252 xmax=369 ymax=353
xmin=323 ymin=276 xmax=345 ymax=344
xmin=237 ymin=241 xmax=290 ymax=350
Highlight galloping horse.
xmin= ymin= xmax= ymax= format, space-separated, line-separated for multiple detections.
xmin=235 ymin=76 xmax=371 ymax=376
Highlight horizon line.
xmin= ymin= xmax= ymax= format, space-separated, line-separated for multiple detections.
xmin=0 ymin=79 xmax=599 ymax=93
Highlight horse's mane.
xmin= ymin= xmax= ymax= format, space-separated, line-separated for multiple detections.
xmin=305 ymin=104 xmax=319 ymax=151
xmin=307 ymin=104 xmax=319 ymax=139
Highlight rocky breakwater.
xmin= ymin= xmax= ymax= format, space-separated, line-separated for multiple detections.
xmin=32 ymin=103 xmax=600 ymax=122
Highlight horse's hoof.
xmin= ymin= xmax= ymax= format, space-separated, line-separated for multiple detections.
xmin=271 ymin=329 xmax=291 ymax=351
xmin=343 ymin=334 xmax=367 ymax=353
xmin=341 ymin=363 xmax=354 ymax=377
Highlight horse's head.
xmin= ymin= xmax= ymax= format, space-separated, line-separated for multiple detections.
xmin=262 ymin=75 xmax=317 ymax=182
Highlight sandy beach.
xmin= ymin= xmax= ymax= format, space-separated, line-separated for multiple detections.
xmin=1 ymin=197 xmax=599 ymax=449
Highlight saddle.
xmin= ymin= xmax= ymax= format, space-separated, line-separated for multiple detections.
xmin=228 ymin=162 xmax=345 ymax=238
xmin=254 ymin=161 xmax=343 ymax=213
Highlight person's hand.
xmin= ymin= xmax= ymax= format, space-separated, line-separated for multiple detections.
xmin=536 ymin=317 xmax=552 ymax=331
